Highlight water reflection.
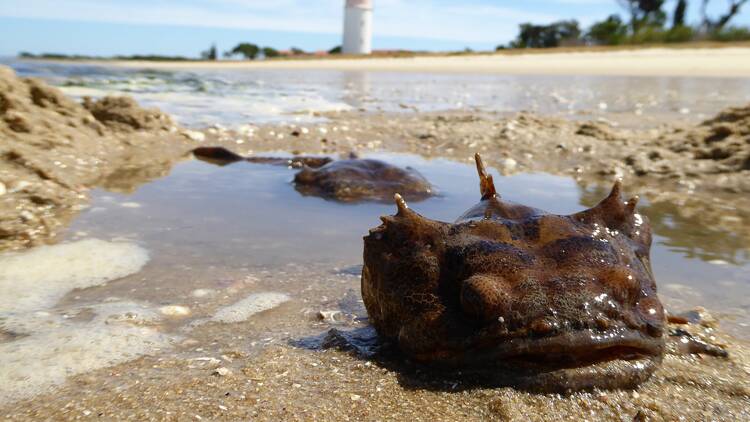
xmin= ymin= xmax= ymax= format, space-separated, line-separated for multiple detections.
xmin=65 ymin=154 xmax=748 ymax=332
xmin=577 ymin=183 xmax=750 ymax=266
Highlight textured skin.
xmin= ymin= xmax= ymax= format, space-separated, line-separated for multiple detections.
xmin=294 ymin=159 xmax=433 ymax=203
xmin=193 ymin=147 xmax=433 ymax=203
xmin=361 ymin=154 xmax=666 ymax=391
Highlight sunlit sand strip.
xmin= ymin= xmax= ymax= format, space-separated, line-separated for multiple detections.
xmin=99 ymin=48 xmax=750 ymax=77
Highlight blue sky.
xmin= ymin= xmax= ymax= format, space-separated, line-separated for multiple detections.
xmin=0 ymin=0 xmax=748 ymax=56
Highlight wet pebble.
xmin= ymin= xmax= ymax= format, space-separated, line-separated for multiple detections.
xmin=499 ymin=158 xmax=517 ymax=173
xmin=182 ymin=130 xmax=206 ymax=142
xmin=159 ymin=305 xmax=191 ymax=317
xmin=318 ymin=310 xmax=344 ymax=324
xmin=191 ymin=289 xmax=216 ymax=298
xmin=213 ymin=367 xmax=232 ymax=377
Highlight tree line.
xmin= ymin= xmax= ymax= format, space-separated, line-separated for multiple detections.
xmin=199 ymin=43 xmax=285 ymax=60
xmin=500 ymin=0 xmax=749 ymax=49
xmin=200 ymin=43 xmax=344 ymax=60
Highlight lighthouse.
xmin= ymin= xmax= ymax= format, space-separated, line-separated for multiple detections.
xmin=342 ymin=0 xmax=373 ymax=55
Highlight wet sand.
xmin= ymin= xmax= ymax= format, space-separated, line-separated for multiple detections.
xmin=95 ymin=48 xmax=750 ymax=77
xmin=1 ymin=66 xmax=750 ymax=420
xmin=0 ymin=66 xmax=194 ymax=250
xmin=2 ymin=262 xmax=748 ymax=421
xmin=197 ymin=108 xmax=750 ymax=238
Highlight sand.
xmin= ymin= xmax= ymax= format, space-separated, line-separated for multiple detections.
xmin=95 ymin=47 xmax=750 ymax=77
xmin=0 ymin=66 xmax=197 ymax=251
xmin=194 ymin=108 xmax=750 ymax=250
xmin=1 ymin=263 xmax=748 ymax=421
xmin=1 ymin=62 xmax=749 ymax=420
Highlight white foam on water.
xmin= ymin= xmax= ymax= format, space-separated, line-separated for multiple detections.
xmin=210 ymin=292 xmax=290 ymax=323
xmin=0 ymin=239 xmax=149 ymax=314
xmin=0 ymin=239 xmax=158 ymax=404
xmin=61 ymin=87 xmax=352 ymax=126
xmin=0 ymin=301 xmax=173 ymax=404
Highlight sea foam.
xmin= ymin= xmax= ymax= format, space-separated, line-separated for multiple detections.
xmin=210 ymin=292 xmax=290 ymax=323
xmin=0 ymin=239 xmax=149 ymax=314
xmin=0 ymin=239 xmax=155 ymax=404
xmin=0 ymin=301 xmax=172 ymax=404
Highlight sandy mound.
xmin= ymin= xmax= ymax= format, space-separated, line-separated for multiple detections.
xmin=663 ymin=105 xmax=750 ymax=173
xmin=82 ymin=95 xmax=172 ymax=132
xmin=0 ymin=66 xmax=193 ymax=250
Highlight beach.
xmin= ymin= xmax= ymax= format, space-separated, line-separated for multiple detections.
xmin=1 ymin=53 xmax=749 ymax=420
xmin=96 ymin=47 xmax=750 ymax=77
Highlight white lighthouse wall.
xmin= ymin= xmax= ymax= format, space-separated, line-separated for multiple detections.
xmin=342 ymin=6 xmax=372 ymax=54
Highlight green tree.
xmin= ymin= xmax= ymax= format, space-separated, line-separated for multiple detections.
xmin=673 ymin=0 xmax=687 ymax=28
xmin=512 ymin=20 xmax=581 ymax=48
xmin=290 ymin=47 xmax=305 ymax=55
xmin=228 ymin=43 xmax=260 ymax=60
xmin=618 ymin=0 xmax=667 ymax=31
xmin=201 ymin=43 xmax=218 ymax=60
xmin=587 ymin=15 xmax=628 ymax=45
xmin=262 ymin=47 xmax=280 ymax=58
xmin=328 ymin=45 xmax=342 ymax=54
xmin=701 ymin=0 xmax=749 ymax=31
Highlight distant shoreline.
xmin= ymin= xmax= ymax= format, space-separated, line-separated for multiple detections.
xmin=25 ymin=46 xmax=750 ymax=77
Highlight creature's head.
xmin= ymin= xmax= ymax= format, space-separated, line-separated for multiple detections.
xmin=362 ymin=154 xmax=665 ymax=390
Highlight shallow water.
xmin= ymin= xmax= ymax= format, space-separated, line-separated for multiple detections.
xmin=2 ymin=58 xmax=749 ymax=407
xmin=65 ymin=154 xmax=750 ymax=331
xmin=5 ymin=58 xmax=750 ymax=126
xmin=1 ymin=152 xmax=748 ymax=405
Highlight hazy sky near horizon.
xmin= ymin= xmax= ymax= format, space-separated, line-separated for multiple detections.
xmin=1 ymin=0 xmax=748 ymax=56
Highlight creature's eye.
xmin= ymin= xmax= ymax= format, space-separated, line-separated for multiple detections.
xmin=460 ymin=274 xmax=514 ymax=323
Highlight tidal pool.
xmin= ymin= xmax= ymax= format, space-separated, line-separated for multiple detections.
xmin=64 ymin=153 xmax=750 ymax=334
xmin=1 ymin=153 xmax=748 ymax=407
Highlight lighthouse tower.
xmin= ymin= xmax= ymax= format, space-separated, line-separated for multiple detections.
xmin=342 ymin=0 xmax=373 ymax=55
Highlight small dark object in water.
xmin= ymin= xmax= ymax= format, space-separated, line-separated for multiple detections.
xmin=294 ymin=159 xmax=434 ymax=203
xmin=192 ymin=146 xmax=434 ymax=203
xmin=192 ymin=146 xmax=332 ymax=168
xmin=361 ymin=153 xmax=666 ymax=392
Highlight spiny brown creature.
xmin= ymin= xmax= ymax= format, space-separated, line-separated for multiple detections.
xmin=362 ymin=154 xmax=666 ymax=392
xmin=193 ymin=146 xmax=434 ymax=203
